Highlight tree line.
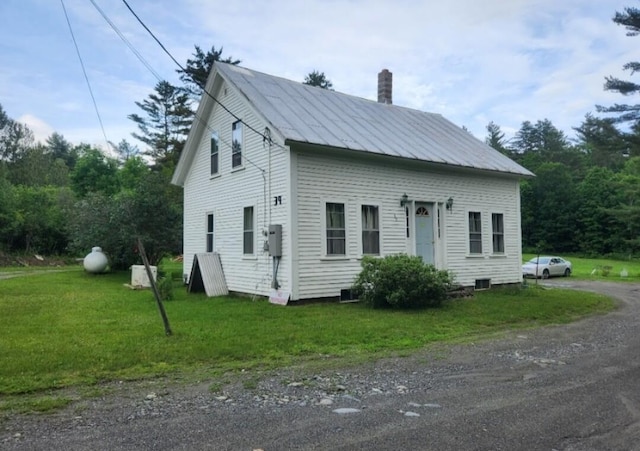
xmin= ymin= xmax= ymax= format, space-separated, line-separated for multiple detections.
xmin=0 ymin=45 xmax=333 ymax=268
xmin=1 ymin=5 xmax=638 ymax=265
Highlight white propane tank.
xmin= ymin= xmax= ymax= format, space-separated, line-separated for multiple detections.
xmin=83 ymin=246 xmax=108 ymax=273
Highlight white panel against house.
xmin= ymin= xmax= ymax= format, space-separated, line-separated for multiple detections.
xmin=182 ymin=81 xmax=290 ymax=297
xmin=294 ymin=151 xmax=522 ymax=298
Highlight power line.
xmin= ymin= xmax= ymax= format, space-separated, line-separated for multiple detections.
xmin=88 ymin=0 xmax=269 ymax=173
xmin=87 ymin=0 xmax=163 ymax=82
xmin=60 ymin=0 xmax=111 ymax=150
xmin=120 ymin=0 xmax=282 ymax=149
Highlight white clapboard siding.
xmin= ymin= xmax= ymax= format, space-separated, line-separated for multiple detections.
xmin=182 ymin=79 xmax=290 ymax=297
xmin=293 ymin=149 xmax=523 ymax=298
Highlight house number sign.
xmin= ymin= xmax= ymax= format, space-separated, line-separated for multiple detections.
xmin=274 ymin=195 xmax=282 ymax=206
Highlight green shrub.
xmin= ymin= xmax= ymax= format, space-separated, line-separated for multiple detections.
xmin=156 ymin=276 xmax=174 ymax=301
xmin=352 ymin=254 xmax=452 ymax=309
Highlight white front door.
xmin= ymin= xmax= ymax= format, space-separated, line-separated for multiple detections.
xmin=415 ymin=202 xmax=435 ymax=265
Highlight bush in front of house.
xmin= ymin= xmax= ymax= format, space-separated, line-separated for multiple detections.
xmin=352 ymin=254 xmax=453 ymax=309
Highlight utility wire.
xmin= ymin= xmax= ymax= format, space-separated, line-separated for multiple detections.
xmin=88 ymin=0 xmax=267 ymax=173
xmin=61 ymin=0 xmax=111 ymax=150
xmin=88 ymin=0 xmax=163 ymax=81
xmin=120 ymin=0 xmax=282 ymax=149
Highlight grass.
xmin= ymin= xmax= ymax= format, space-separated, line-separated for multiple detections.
xmin=523 ymin=254 xmax=640 ymax=280
xmin=0 ymin=265 xmax=615 ymax=412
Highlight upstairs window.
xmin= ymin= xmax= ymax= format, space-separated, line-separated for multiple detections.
xmin=469 ymin=211 xmax=482 ymax=254
xmin=361 ymin=205 xmax=380 ymax=255
xmin=326 ymin=202 xmax=346 ymax=255
xmin=232 ymin=121 xmax=243 ymax=168
xmin=243 ymin=206 xmax=254 ymax=255
xmin=492 ymin=213 xmax=504 ymax=253
xmin=206 ymin=213 xmax=214 ymax=252
xmin=210 ymin=131 xmax=219 ymax=175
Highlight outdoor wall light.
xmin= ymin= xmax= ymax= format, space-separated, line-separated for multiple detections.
xmin=400 ymin=193 xmax=410 ymax=207
xmin=446 ymin=197 xmax=454 ymax=210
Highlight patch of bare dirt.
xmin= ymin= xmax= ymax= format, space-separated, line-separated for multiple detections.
xmin=0 ymin=251 xmax=71 ymax=267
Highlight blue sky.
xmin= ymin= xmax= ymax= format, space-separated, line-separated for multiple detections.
xmin=0 ymin=0 xmax=635 ymax=153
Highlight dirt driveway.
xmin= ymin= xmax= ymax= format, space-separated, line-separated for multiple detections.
xmin=2 ymin=280 xmax=640 ymax=450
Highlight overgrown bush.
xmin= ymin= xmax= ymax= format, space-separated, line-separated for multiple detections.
xmin=67 ymin=171 xmax=182 ymax=269
xmin=352 ymin=254 xmax=452 ymax=309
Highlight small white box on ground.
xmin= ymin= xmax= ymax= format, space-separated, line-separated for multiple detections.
xmin=131 ymin=265 xmax=157 ymax=288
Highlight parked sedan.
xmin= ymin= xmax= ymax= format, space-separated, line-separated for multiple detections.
xmin=522 ymin=256 xmax=572 ymax=279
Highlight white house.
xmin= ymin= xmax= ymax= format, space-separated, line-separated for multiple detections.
xmin=172 ymin=63 xmax=534 ymax=302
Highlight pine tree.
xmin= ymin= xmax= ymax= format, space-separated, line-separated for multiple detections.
xmin=303 ymin=70 xmax=333 ymax=90
xmin=177 ymin=45 xmax=240 ymax=98
xmin=128 ymin=81 xmax=194 ymax=168
xmin=597 ymin=7 xmax=640 ymax=122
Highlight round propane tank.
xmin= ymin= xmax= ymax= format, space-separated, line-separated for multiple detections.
xmin=83 ymin=246 xmax=108 ymax=273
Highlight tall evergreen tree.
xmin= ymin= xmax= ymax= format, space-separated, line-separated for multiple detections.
xmin=128 ymin=81 xmax=194 ymax=168
xmin=597 ymin=7 xmax=640 ymax=123
xmin=303 ymin=70 xmax=334 ymax=90
xmin=45 ymin=132 xmax=76 ymax=169
xmin=485 ymin=121 xmax=510 ymax=155
xmin=574 ymin=114 xmax=627 ymax=170
xmin=177 ymin=45 xmax=240 ymax=98
xmin=510 ymin=119 xmax=584 ymax=173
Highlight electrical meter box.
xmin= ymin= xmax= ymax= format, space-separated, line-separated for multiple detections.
xmin=268 ymin=224 xmax=282 ymax=257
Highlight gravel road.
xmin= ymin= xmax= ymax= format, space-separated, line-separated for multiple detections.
xmin=2 ymin=280 xmax=639 ymax=450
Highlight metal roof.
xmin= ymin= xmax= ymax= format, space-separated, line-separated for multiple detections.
xmin=215 ymin=63 xmax=533 ymax=177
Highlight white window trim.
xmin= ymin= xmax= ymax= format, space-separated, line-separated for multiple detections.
xmin=206 ymin=212 xmax=214 ymax=253
xmin=466 ymin=209 xmax=484 ymax=258
xmin=357 ymin=201 xmax=382 ymax=258
xmin=231 ymin=120 xmax=244 ymax=170
xmin=490 ymin=211 xmax=507 ymax=256
xmin=321 ymin=198 xmax=349 ymax=259
xmin=210 ymin=131 xmax=220 ymax=177
xmin=243 ymin=205 xmax=256 ymax=256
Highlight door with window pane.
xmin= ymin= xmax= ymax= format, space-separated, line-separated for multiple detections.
xmin=415 ymin=202 xmax=435 ymax=264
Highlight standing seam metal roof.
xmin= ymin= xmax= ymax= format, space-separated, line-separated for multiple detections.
xmin=215 ymin=63 xmax=533 ymax=177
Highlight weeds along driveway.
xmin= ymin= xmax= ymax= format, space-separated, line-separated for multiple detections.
xmin=2 ymin=280 xmax=640 ymax=451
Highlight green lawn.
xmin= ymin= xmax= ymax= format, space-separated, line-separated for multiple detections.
xmin=0 ymin=265 xmax=615 ymax=411
xmin=523 ymin=254 xmax=640 ymax=280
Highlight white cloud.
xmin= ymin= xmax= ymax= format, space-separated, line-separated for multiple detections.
xmin=1 ymin=0 xmax=637 ymax=149
xmin=16 ymin=114 xmax=54 ymax=143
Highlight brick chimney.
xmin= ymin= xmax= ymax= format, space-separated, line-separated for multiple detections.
xmin=377 ymin=69 xmax=392 ymax=104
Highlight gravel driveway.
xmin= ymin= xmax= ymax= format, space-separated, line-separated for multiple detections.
xmin=2 ymin=280 xmax=639 ymax=450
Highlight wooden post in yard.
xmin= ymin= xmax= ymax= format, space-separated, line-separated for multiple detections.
xmin=137 ymin=237 xmax=172 ymax=336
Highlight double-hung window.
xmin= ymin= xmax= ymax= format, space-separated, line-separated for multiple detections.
xmin=243 ymin=206 xmax=254 ymax=255
xmin=361 ymin=205 xmax=380 ymax=255
xmin=207 ymin=213 xmax=213 ymax=252
xmin=492 ymin=213 xmax=504 ymax=253
xmin=206 ymin=213 xmax=214 ymax=252
xmin=468 ymin=211 xmax=482 ymax=254
xmin=232 ymin=121 xmax=243 ymax=168
xmin=210 ymin=131 xmax=219 ymax=175
xmin=326 ymin=202 xmax=346 ymax=255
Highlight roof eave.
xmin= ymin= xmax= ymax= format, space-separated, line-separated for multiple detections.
xmin=284 ymin=139 xmax=535 ymax=179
